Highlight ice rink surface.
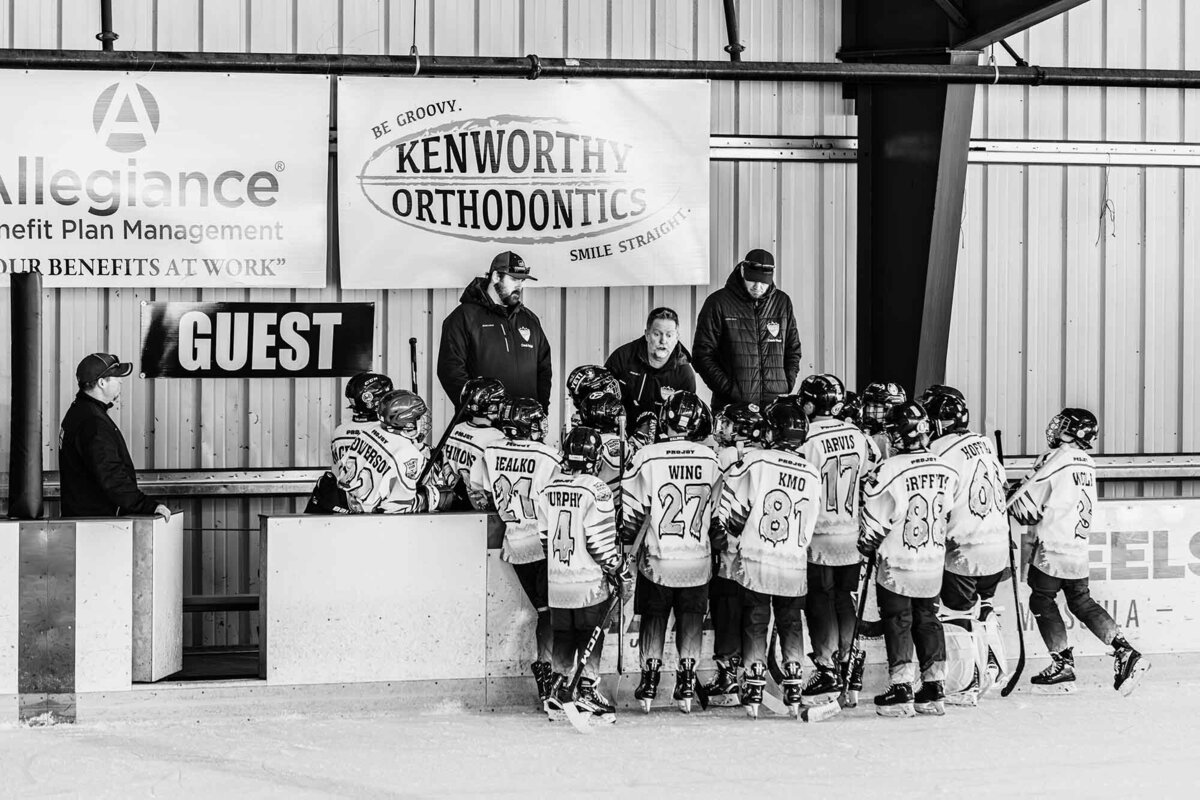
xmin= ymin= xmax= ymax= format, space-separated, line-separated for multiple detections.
xmin=2 ymin=656 xmax=1195 ymax=800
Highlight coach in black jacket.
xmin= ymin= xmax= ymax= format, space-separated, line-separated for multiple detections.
xmin=604 ymin=306 xmax=697 ymax=424
xmin=692 ymin=249 xmax=802 ymax=412
xmin=437 ymin=251 xmax=552 ymax=410
xmin=59 ymin=353 xmax=170 ymax=520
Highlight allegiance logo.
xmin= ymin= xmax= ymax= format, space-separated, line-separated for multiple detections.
xmin=357 ymin=115 xmax=667 ymax=244
xmin=93 ymin=82 xmax=160 ymax=153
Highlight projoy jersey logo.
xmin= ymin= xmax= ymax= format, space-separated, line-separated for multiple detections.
xmin=92 ymin=82 xmax=160 ymax=153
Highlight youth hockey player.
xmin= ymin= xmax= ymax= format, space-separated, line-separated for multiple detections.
xmin=468 ymin=396 xmax=563 ymax=709
xmin=797 ymin=374 xmax=880 ymax=709
xmin=702 ymin=402 xmax=768 ymax=705
xmin=439 ymin=377 xmax=508 ymax=505
xmin=539 ymin=426 xmax=634 ymax=722
xmin=622 ymin=391 xmax=719 ymax=713
xmin=565 ymin=365 xmax=621 ymax=434
xmin=858 ymin=402 xmax=958 ymax=717
xmin=861 ymin=382 xmax=907 ymax=458
xmin=719 ymin=396 xmax=822 ymax=718
xmin=925 ymin=391 xmax=1010 ymax=702
xmin=576 ymin=390 xmax=630 ymax=491
xmin=1009 ymin=408 xmax=1149 ymax=695
xmin=307 ymin=372 xmax=394 ymax=514
xmin=836 ymin=390 xmax=863 ymax=428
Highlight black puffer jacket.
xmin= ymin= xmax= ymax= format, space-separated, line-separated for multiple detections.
xmin=692 ymin=268 xmax=802 ymax=411
xmin=437 ymin=277 xmax=552 ymax=409
xmin=59 ymin=392 xmax=159 ymax=517
xmin=604 ymin=338 xmax=697 ymax=424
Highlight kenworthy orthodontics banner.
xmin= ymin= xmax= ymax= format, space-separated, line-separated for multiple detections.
xmin=337 ymin=77 xmax=710 ymax=289
xmin=0 ymin=71 xmax=329 ymax=288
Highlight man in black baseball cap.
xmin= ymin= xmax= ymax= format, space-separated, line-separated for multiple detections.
xmin=59 ymin=352 xmax=170 ymax=520
xmin=437 ymin=251 xmax=552 ymax=411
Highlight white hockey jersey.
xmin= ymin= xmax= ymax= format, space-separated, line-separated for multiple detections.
xmin=442 ymin=421 xmax=506 ymax=489
xmin=712 ymin=444 xmax=747 ymax=580
xmin=718 ymin=448 xmax=822 ymax=597
xmin=469 ymin=439 xmax=561 ymax=565
xmin=800 ymin=417 xmax=881 ymax=567
xmin=621 ymin=440 xmax=720 ymax=588
xmin=1009 ymin=446 xmax=1096 ymax=580
xmin=537 ymin=473 xmax=622 ymax=609
xmin=596 ymin=432 xmax=629 ymax=491
xmin=335 ymin=425 xmax=429 ymax=514
xmin=330 ymin=418 xmax=380 ymax=468
xmin=930 ymin=431 xmax=1010 ymax=576
xmin=860 ymin=451 xmax=959 ymax=598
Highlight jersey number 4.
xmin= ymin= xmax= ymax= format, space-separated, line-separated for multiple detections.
xmin=552 ymin=510 xmax=575 ymax=564
xmin=657 ymin=483 xmax=711 ymax=540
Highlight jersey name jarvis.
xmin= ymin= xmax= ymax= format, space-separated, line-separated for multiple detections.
xmin=538 ymin=473 xmax=621 ymax=609
xmin=470 ymin=439 xmax=561 ymax=565
xmin=800 ymin=417 xmax=880 ymax=566
xmin=335 ymin=426 xmax=428 ymax=514
xmin=621 ymin=440 xmax=719 ymax=588
xmin=930 ymin=431 xmax=1009 ymax=576
xmin=861 ymin=452 xmax=959 ymax=598
xmin=442 ymin=422 xmax=506 ymax=488
xmin=719 ymin=448 xmax=821 ymax=597
xmin=1010 ymin=447 xmax=1096 ymax=579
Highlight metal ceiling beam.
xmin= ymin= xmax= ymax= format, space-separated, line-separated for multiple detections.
xmin=954 ymin=0 xmax=1091 ymax=51
xmin=931 ymin=0 xmax=970 ymax=29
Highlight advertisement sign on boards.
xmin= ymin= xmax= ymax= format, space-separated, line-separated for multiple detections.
xmin=0 ymin=71 xmax=329 ymax=288
xmin=337 ymin=77 xmax=711 ymax=289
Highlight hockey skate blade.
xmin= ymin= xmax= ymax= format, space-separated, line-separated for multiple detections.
xmin=876 ymin=702 xmax=916 ymax=718
xmin=945 ymin=691 xmax=978 ymax=707
xmin=1118 ymin=660 xmax=1150 ymax=698
xmin=800 ymin=691 xmax=839 ymax=708
xmin=1032 ymin=682 xmax=1076 ymax=695
xmin=705 ymin=693 xmax=741 ymax=707
xmin=744 ymin=703 xmax=761 ymax=719
xmin=639 ymin=698 xmax=653 ymax=713
xmin=677 ymin=697 xmax=693 ymax=714
xmin=800 ymin=701 xmax=842 ymax=723
xmin=914 ymin=700 xmax=945 ymax=716
xmin=839 ymin=690 xmax=859 ymax=709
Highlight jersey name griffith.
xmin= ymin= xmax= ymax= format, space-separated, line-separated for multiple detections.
xmin=904 ymin=473 xmax=951 ymax=493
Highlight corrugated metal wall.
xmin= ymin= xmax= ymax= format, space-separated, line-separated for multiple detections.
xmin=0 ymin=0 xmax=1196 ymax=646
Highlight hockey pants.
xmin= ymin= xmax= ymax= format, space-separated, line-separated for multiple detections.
xmin=550 ymin=602 xmax=607 ymax=681
xmin=877 ymin=584 xmax=946 ymax=684
xmin=940 ymin=569 xmax=1006 ymax=631
xmin=742 ymin=589 xmax=805 ymax=668
xmin=708 ymin=575 xmax=744 ymax=660
xmin=805 ymin=562 xmax=861 ymax=668
xmin=1027 ymin=565 xmax=1118 ymax=653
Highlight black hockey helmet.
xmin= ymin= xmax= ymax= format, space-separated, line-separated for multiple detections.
xmin=496 ymin=396 xmax=548 ymax=442
xmin=658 ymin=391 xmax=712 ymax=442
xmin=836 ymin=390 xmax=864 ymax=428
xmin=764 ymin=395 xmax=809 ymax=450
xmin=918 ymin=383 xmax=965 ymax=407
xmin=884 ymin=401 xmax=931 ymax=453
xmin=460 ymin=377 xmax=507 ymax=421
xmin=562 ymin=426 xmax=604 ymax=475
xmin=578 ymin=390 xmax=624 ymax=434
xmin=566 ymin=365 xmax=619 ymax=408
xmin=924 ymin=392 xmax=970 ymax=438
xmin=377 ymin=389 xmax=429 ymax=441
xmin=345 ymin=372 xmax=394 ymax=419
xmin=714 ymin=402 xmax=767 ymax=447
xmin=862 ymin=381 xmax=908 ymax=434
xmin=798 ymin=373 xmax=846 ymax=418
xmin=1047 ymin=407 xmax=1098 ymax=450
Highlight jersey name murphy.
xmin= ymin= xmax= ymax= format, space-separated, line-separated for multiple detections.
xmin=543 ymin=489 xmax=584 ymax=508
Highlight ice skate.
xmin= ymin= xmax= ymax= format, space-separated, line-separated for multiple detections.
xmin=544 ymin=673 xmax=568 ymax=721
xmin=634 ymin=659 xmax=662 ymax=713
xmin=801 ymin=663 xmax=842 ymax=708
xmin=673 ymin=658 xmax=697 ymax=714
xmin=576 ymin=678 xmax=616 ymax=724
xmin=1112 ymin=639 xmax=1149 ymax=697
xmin=701 ymin=655 xmax=742 ymax=707
xmin=741 ymin=663 xmax=767 ymax=719
xmin=1030 ymin=648 xmax=1076 ymax=694
xmin=840 ymin=649 xmax=866 ymax=708
xmin=946 ymin=665 xmax=979 ymax=707
xmin=874 ymin=683 xmax=916 ymax=718
xmin=914 ymin=680 xmax=946 ymax=716
xmin=532 ymin=660 xmax=554 ymax=711
xmin=984 ymin=648 xmax=1005 ymax=694
xmin=781 ymin=661 xmax=803 ymax=718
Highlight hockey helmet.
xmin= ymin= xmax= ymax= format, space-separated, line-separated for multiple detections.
xmin=917 ymin=383 xmax=965 ymax=407
xmin=1046 ymin=407 xmax=1098 ymax=450
xmin=862 ymin=381 xmax=908 ymax=434
xmin=798 ymin=374 xmax=846 ymax=418
xmin=496 ymin=396 xmax=549 ymax=442
xmin=562 ymin=426 xmax=604 ymax=475
xmin=377 ymin=389 xmax=429 ymax=441
xmin=764 ymin=395 xmax=809 ymax=450
xmin=345 ymin=372 xmax=394 ymax=419
xmin=657 ymin=391 xmax=712 ymax=442
xmin=460 ymin=377 xmax=508 ymax=421
xmin=714 ymin=402 xmax=767 ymax=447
xmin=924 ymin=392 xmax=970 ymax=438
xmin=836 ymin=390 xmax=864 ymax=428
xmin=566 ymin=365 xmax=619 ymax=408
xmin=578 ymin=391 xmax=625 ymax=434
xmin=884 ymin=401 xmax=931 ymax=453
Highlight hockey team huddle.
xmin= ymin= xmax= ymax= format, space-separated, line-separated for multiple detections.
xmin=312 ymin=368 xmax=1151 ymax=726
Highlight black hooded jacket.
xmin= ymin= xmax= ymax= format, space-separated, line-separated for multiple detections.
xmin=437 ymin=277 xmax=552 ymax=409
xmin=604 ymin=338 xmax=697 ymax=424
xmin=692 ymin=268 xmax=802 ymax=412
xmin=59 ymin=391 xmax=158 ymax=517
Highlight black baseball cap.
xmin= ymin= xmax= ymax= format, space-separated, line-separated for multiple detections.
xmin=740 ymin=248 xmax=776 ymax=283
xmin=77 ymin=352 xmax=133 ymax=385
xmin=489 ymin=251 xmax=537 ymax=280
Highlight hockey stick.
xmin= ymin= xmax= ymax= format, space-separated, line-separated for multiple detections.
xmin=408 ymin=337 xmax=419 ymax=393
xmin=615 ymin=414 xmax=628 ymax=690
xmin=561 ymin=589 xmax=624 ymax=734
xmin=840 ymin=552 xmax=877 ymax=703
xmin=994 ymin=430 xmax=1027 ymax=697
xmin=414 ymin=402 xmax=469 ymax=493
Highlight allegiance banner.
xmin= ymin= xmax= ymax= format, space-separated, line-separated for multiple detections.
xmin=140 ymin=302 xmax=374 ymax=378
xmin=0 ymin=71 xmax=329 ymax=288
xmin=337 ymin=77 xmax=710 ymax=289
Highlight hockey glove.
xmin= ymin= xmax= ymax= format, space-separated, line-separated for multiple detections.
xmin=605 ymin=558 xmax=635 ymax=602
xmin=631 ymin=411 xmax=658 ymax=449
xmin=856 ymin=537 xmax=877 ymax=560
